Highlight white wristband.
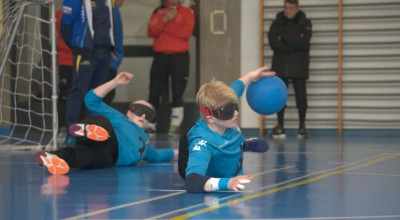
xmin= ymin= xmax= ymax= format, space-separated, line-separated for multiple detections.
xmin=209 ymin=178 xmax=220 ymax=191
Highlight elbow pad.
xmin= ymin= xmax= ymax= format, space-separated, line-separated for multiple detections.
xmin=185 ymin=173 xmax=210 ymax=193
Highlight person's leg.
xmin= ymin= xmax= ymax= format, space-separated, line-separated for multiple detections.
xmin=58 ymin=65 xmax=73 ymax=130
xmin=292 ymin=79 xmax=307 ymax=126
xmin=292 ymin=79 xmax=309 ymax=138
xmin=148 ymin=53 xmax=169 ymax=110
xmin=57 ymin=115 xmax=118 ymax=169
xmin=277 ymin=78 xmax=289 ymax=127
xmin=270 ymin=78 xmax=288 ymax=139
xmin=103 ymin=68 xmax=117 ymax=105
xmin=169 ymin=52 xmax=190 ymax=135
xmin=64 ymin=55 xmax=97 ymax=146
xmin=65 ymin=55 xmax=96 ymax=132
xmin=148 ymin=53 xmax=169 ymax=133
xmin=89 ymin=48 xmax=112 ymax=90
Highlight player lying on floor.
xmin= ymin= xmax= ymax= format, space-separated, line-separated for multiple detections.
xmin=35 ymin=72 xmax=178 ymax=175
xmin=178 ymin=67 xmax=274 ymax=193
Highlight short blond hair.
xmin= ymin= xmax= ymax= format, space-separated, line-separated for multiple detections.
xmin=196 ymin=80 xmax=238 ymax=119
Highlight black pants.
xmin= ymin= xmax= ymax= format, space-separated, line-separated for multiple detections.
xmin=57 ymin=65 xmax=73 ymax=129
xmin=103 ymin=68 xmax=117 ymax=105
xmin=51 ymin=115 xmax=118 ymax=169
xmin=66 ymin=48 xmax=111 ymax=129
xmin=278 ymin=78 xmax=308 ymax=127
xmin=148 ymin=52 xmax=190 ymax=110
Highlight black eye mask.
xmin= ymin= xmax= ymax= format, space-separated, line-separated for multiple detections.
xmin=199 ymin=102 xmax=239 ymax=120
xmin=129 ymin=103 xmax=156 ymax=122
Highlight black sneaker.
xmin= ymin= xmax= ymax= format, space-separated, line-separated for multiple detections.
xmin=269 ymin=125 xmax=286 ymax=139
xmin=298 ymin=125 xmax=309 ymax=139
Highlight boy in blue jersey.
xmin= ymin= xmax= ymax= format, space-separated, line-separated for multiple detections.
xmin=36 ymin=72 xmax=178 ymax=175
xmin=179 ymin=67 xmax=275 ymax=193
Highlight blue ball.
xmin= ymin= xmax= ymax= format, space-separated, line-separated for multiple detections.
xmin=246 ymin=76 xmax=288 ymax=115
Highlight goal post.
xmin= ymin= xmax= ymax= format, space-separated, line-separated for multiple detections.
xmin=0 ymin=0 xmax=58 ymax=150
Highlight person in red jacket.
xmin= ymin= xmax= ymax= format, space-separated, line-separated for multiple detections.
xmin=56 ymin=9 xmax=73 ymax=133
xmin=147 ymin=0 xmax=195 ymax=136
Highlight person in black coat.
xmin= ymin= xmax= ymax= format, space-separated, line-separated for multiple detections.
xmin=268 ymin=0 xmax=312 ymax=139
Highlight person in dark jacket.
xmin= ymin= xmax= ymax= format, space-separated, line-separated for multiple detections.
xmin=268 ymin=0 xmax=312 ymax=139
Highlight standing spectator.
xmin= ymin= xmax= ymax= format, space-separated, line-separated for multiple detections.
xmin=104 ymin=0 xmax=125 ymax=105
xmin=268 ymin=0 xmax=312 ymax=139
xmin=55 ymin=9 xmax=73 ymax=134
xmin=147 ymin=0 xmax=195 ymax=136
xmin=60 ymin=0 xmax=121 ymax=146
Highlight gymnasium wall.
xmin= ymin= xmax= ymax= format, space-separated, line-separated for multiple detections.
xmin=52 ymin=0 xmax=399 ymax=130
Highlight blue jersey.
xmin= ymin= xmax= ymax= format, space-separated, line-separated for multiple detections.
xmin=186 ymin=80 xmax=246 ymax=178
xmin=84 ymin=89 xmax=174 ymax=166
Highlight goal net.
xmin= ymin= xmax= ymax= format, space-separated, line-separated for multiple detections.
xmin=0 ymin=0 xmax=57 ymax=150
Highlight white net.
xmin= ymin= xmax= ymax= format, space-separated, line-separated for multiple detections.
xmin=0 ymin=0 xmax=57 ymax=150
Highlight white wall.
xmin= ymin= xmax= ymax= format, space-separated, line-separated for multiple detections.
xmin=240 ymin=0 xmax=262 ymax=128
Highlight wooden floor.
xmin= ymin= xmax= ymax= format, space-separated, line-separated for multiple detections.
xmin=1 ymin=133 xmax=400 ymax=220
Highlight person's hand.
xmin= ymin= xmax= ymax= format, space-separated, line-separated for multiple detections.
xmin=163 ymin=7 xmax=177 ymax=22
xmin=247 ymin=66 xmax=276 ymax=82
xmin=228 ymin=174 xmax=254 ymax=192
xmin=173 ymin=149 xmax=179 ymax=159
xmin=114 ymin=72 xmax=134 ymax=85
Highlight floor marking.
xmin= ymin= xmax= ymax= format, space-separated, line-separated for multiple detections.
xmin=148 ymin=189 xmax=253 ymax=193
xmin=149 ymin=155 xmax=391 ymax=219
xmin=148 ymin=189 xmax=186 ymax=192
xmin=62 ymin=191 xmax=185 ymax=220
xmin=169 ymin=153 xmax=400 ymax=220
xmin=145 ymin=166 xmax=294 ymax=220
xmin=345 ymin=172 xmax=400 ymax=177
xmin=254 ymin=215 xmax=400 ymax=219
xmin=251 ymin=165 xmax=294 ymax=177
xmin=148 ymin=166 xmax=294 ymax=194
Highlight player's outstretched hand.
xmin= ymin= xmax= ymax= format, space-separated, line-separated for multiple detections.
xmin=240 ymin=66 xmax=276 ymax=86
xmin=114 ymin=72 xmax=134 ymax=85
xmin=248 ymin=66 xmax=276 ymax=82
xmin=228 ymin=174 xmax=254 ymax=192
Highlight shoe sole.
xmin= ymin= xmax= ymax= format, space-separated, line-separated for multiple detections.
xmin=69 ymin=124 xmax=109 ymax=141
xmin=35 ymin=151 xmax=70 ymax=175
xmin=298 ymin=134 xmax=310 ymax=139
xmin=270 ymin=134 xmax=286 ymax=140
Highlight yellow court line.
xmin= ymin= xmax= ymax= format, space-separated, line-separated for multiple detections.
xmin=170 ymin=153 xmax=400 ymax=220
xmin=145 ymin=166 xmax=295 ymax=220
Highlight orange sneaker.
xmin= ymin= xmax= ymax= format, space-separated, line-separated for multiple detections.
xmin=69 ymin=123 xmax=109 ymax=141
xmin=35 ymin=151 xmax=70 ymax=175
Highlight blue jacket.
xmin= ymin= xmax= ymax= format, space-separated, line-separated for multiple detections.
xmin=61 ymin=0 xmax=120 ymax=58
xmin=84 ymin=89 xmax=174 ymax=166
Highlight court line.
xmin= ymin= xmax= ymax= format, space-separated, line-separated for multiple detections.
xmin=62 ymin=166 xmax=294 ymax=219
xmin=169 ymin=153 xmax=400 ymax=220
xmin=61 ymin=191 xmax=185 ymax=220
xmin=254 ymin=215 xmax=400 ymax=219
xmin=148 ymin=166 xmax=295 ymax=194
xmin=344 ymin=172 xmax=400 ymax=177
xmin=144 ymin=166 xmax=294 ymax=220
xmin=148 ymin=155 xmax=390 ymax=219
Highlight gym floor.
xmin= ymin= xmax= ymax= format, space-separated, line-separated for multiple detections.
xmin=1 ymin=133 xmax=400 ymax=219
